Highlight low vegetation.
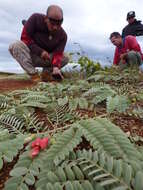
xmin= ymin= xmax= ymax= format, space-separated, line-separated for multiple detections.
xmin=1 ymin=56 xmax=143 ymax=190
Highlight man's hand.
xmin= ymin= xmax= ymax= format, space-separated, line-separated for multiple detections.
xmin=52 ymin=67 xmax=64 ymax=80
xmin=120 ymin=53 xmax=127 ymax=60
xmin=120 ymin=53 xmax=127 ymax=64
xmin=41 ymin=51 xmax=50 ymax=61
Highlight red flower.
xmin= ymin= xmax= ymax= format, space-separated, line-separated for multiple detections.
xmin=40 ymin=137 xmax=49 ymax=149
xmin=30 ymin=137 xmax=49 ymax=158
xmin=31 ymin=138 xmax=41 ymax=148
xmin=31 ymin=146 xmax=40 ymax=158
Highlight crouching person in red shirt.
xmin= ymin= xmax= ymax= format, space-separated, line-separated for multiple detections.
xmin=110 ymin=32 xmax=143 ymax=69
xmin=9 ymin=5 xmax=69 ymax=82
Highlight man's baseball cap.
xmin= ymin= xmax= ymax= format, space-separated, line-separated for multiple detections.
xmin=127 ymin=11 xmax=135 ymax=20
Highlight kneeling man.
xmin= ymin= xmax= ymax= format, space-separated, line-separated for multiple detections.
xmin=110 ymin=32 xmax=143 ymax=69
xmin=9 ymin=5 xmax=69 ymax=82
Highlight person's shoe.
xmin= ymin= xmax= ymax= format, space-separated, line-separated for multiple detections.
xmin=41 ymin=71 xmax=53 ymax=82
xmin=30 ymin=73 xmax=41 ymax=82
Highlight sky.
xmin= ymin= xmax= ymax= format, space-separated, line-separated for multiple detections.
xmin=1 ymin=0 xmax=143 ymax=72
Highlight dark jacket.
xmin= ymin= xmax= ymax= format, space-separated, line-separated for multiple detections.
xmin=122 ymin=19 xmax=143 ymax=38
xmin=21 ymin=13 xmax=67 ymax=68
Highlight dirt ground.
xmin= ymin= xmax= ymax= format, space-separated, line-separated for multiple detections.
xmin=0 ymin=78 xmax=36 ymax=92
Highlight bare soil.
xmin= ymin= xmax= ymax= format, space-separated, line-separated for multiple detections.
xmin=0 ymin=78 xmax=36 ymax=92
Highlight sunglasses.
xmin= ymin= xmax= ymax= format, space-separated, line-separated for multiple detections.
xmin=127 ymin=17 xmax=134 ymax=21
xmin=48 ymin=17 xmax=63 ymax=26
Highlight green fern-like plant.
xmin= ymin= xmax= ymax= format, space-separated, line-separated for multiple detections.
xmin=0 ymin=113 xmax=25 ymax=134
xmin=82 ymin=84 xmax=116 ymax=105
xmin=41 ymin=127 xmax=82 ymax=169
xmin=69 ymin=97 xmax=89 ymax=110
xmin=23 ymin=113 xmax=44 ymax=133
xmin=48 ymin=102 xmax=70 ymax=123
xmin=20 ymin=102 xmax=48 ymax=109
xmin=87 ymin=74 xmax=105 ymax=82
xmin=36 ymin=164 xmax=93 ymax=190
xmin=0 ymin=135 xmax=25 ymax=170
xmin=0 ymin=94 xmax=14 ymax=111
xmin=77 ymin=149 xmax=143 ymax=190
xmin=0 ymin=112 xmax=44 ymax=134
xmin=36 ymin=149 xmax=143 ymax=190
xmin=125 ymin=106 xmax=143 ymax=119
xmin=4 ymin=150 xmax=43 ymax=190
xmin=0 ymin=129 xmax=11 ymax=142
xmin=77 ymin=118 xmax=143 ymax=166
xmin=20 ymin=94 xmax=51 ymax=104
xmin=107 ymin=95 xmax=130 ymax=113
